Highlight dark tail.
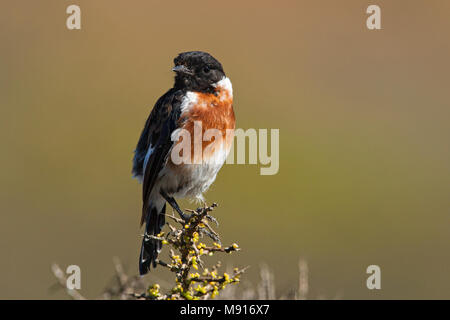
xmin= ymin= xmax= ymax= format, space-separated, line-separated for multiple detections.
xmin=139 ymin=203 xmax=166 ymax=275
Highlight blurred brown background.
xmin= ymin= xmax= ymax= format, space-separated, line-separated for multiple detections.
xmin=1 ymin=0 xmax=449 ymax=299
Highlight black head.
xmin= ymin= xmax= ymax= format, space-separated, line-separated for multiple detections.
xmin=172 ymin=51 xmax=225 ymax=92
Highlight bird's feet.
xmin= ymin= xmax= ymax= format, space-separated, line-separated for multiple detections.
xmin=178 ymin=211 xmax=193 ymax=223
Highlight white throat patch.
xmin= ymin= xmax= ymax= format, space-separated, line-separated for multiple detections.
xmin=213 ymin=77 xmax=233 ymax=98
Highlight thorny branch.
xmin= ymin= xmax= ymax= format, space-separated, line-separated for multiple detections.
xmin=140 ymin=202 xmax=247 ymax=300
xmin=50 ymin=203 xmax=326 ymax=300
xmin=51 ymin=202 xmax=246 ymax=300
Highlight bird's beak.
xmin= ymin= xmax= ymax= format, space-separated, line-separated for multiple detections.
xmin=172 ymin=65 xmax=193 ymax=75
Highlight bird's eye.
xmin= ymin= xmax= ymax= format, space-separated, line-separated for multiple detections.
xmin=203 ymin=66 xmax=210 ymax=73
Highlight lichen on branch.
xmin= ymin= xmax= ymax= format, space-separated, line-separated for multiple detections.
xmin=134 ymin=202 xmax=247 ymax=300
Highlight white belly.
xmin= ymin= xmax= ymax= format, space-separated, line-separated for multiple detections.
xmin=155 ymin=144 xmax=229 ymax=201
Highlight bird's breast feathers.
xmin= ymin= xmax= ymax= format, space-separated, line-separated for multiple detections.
xmin=158 ymin=77 xmax=235 ymax=199
xmin=174 ymin=77 xmax=235 ymax=165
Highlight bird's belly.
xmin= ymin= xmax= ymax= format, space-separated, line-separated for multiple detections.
xmin=156 ymin=144 xmax=230 ymax=200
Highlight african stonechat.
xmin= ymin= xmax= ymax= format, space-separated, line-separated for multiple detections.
xmin=132 ymin=51 xmax=235 ymax=275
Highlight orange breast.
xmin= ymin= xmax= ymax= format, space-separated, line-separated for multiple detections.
xmin=178 ymin=87 xmax=235 ymax=163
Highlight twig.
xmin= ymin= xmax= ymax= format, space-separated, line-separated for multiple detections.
xmin=50 ymin=264 xmax=86 ymax=300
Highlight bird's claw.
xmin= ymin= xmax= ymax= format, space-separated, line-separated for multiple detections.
xmin=179 ymin=211 xmax=193 ymax=224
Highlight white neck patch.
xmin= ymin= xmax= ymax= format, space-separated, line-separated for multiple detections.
xmin=213 ymin=77 xmax=233 ymax=98
xmin=180 ymin=77 xmax=233 ymax=113
xmin=180 ymin=91 xmax=198 ymax=113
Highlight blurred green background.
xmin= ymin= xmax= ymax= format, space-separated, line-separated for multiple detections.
xmin=1 ymin=0 xmax=449 ymax=299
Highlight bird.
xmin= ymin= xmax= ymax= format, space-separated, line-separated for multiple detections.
xmin=132 ymin=51 xmax=235 ymax=275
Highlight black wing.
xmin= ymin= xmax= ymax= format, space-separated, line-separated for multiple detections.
xmin=132 ymin=88 xmax=183 ymax=225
